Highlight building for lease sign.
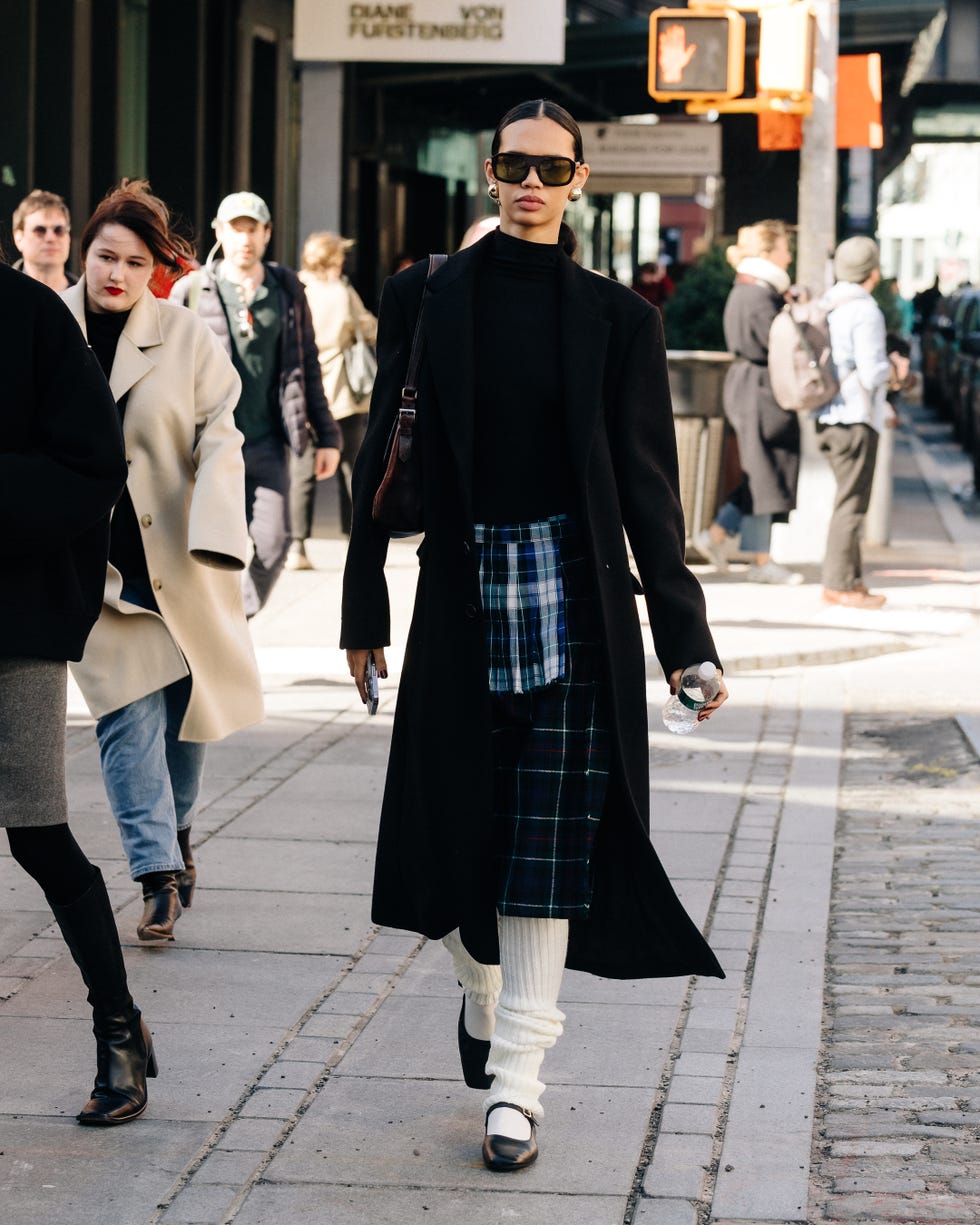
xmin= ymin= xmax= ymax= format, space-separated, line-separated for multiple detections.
xmin=294 ymin=1 xmax=566 ymax=64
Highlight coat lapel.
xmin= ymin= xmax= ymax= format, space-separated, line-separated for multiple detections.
xmin=558 ymin=258 xmax=610 ymax=481
xmin=108 ymin=288 xmax=162 ymax=401
xmin=62 ymin=279 xmax=161 ymax=402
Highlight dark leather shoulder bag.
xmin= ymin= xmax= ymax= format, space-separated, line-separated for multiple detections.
xmin=371 ymin=253 xmax=447 ymax=536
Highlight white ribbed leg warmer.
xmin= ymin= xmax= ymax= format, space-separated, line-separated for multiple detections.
xmin=442 ymin=927 xmax=502 ymax=1041
xmin=484 ymin=916 xmax=569 ymax=1123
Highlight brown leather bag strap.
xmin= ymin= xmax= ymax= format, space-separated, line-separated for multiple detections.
xmin=400 ymin=253 xmax=447 ymax=411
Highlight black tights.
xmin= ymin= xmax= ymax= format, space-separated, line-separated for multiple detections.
xmin=6 ymin=824 xmax=98 ymax=906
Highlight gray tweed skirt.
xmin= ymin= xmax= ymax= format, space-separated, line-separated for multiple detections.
xmin=0 ymin=658 xmax=68 ymax=827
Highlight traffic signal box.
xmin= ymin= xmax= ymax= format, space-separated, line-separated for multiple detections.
xmin=648 ymin=8 xmax=746 ymax=102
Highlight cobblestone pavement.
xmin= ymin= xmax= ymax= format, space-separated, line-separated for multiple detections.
xmin=810 ymin=708 xmax=980 ymax=1224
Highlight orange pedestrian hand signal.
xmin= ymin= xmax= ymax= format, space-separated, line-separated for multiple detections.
xmin=648 ymin=8 xmax=745 ymax=102
xmin=658 ymin=24 xmax=698 ymax=85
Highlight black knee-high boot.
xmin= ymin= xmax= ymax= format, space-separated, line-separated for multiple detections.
xmin=48 ymin=868 xmax=157 ymax=1125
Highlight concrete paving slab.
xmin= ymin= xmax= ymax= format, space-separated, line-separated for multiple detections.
xmin=0 ymin=946 xmax=345 ymax=1027
xmin=235 ymin=1183 xmax=628 ymax=1224
xmin=643 ymin=1130 xmax=713 ymax=1199
xmin=632 ymin=1196 xmax=700 ymax=1225
xmin=265 ymin=1076 xmax=653 ymax=1195
xmin=333 ymin=991 xmax=683 ymax=1089
xmin=742 ymin=929 xmax=826 ymax=1050
xmin=0 ymin=1117 xmax=210 ymax=1225
xmin=651 ymin=830 xmax=730 ymax=881
xmin=192 ymin=836 xmax=374 ymax=895
xmin=713 ymin=1046 xmax=819 ymax=1221
xmin=0 ymin=1016 xmax=285 ymax=1121
xmin=115 ymin=889 xmax=373 ymax=956
xmin=222 ymin=763 xmax=385 ymax=843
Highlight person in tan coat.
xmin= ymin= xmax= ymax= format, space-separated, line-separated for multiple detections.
xmin=286 ymin=232 xmax=378 ymax=566
xmin=64 ymin=182 xmax=264 ymax=943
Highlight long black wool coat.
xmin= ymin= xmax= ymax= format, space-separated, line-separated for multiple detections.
xmin=1 ymin=263 xmax=127 ymax=663
xmin=341 ymin=234 xmax=724 ymax=981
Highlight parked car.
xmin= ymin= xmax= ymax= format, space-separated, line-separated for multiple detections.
xmin=919 ymin=293 xmax=953 ymax=412
xmin=946 ymin=288 xmax=980 ymax=450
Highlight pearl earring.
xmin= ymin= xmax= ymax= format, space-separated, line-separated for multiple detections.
xmin=488 ymin=183 xmax=499 ymax=202
xmin=569 ymin=187 xmax=583 ymax=203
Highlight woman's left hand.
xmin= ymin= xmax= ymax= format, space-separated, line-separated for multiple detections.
xmin=314 ymin=447 xmax=341 ymax=479
xmin=668 ymin=667 xmax=729 ymax=723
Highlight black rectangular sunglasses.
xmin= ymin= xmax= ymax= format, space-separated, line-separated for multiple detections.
xmin=491 ymin=152 xmax=578 ymax=187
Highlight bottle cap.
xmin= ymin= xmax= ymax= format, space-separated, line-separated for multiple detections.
xmin=697 ymin=661 xmax=717 ymax=680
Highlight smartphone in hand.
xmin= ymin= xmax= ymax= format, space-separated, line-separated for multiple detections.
xmin=366 ymin=655 xmax=379 ymax=716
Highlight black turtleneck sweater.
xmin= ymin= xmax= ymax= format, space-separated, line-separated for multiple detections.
xmin=472 ymin=230 xmax=574 ymax=525
xmin=85 ymin=306 xmax=148 ymax=585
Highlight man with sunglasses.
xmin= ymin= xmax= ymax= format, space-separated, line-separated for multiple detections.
xmin=12 ymin=189 xmax=76 ymax=292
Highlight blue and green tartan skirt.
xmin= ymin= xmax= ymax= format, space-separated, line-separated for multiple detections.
xmin=475 ymin=516 xmax=611 ymax=918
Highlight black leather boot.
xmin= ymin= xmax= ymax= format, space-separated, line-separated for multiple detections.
xmin=176 ymin=827 xmax=196 ymax=908
xmin=137 ymin=871 xmax=181 ymax=941
xmin=49 ymin=868 xmax=157 ymax=1125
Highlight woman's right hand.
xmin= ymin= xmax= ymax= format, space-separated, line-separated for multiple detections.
xmin=347 ymin=648 xmax=388 ymax=705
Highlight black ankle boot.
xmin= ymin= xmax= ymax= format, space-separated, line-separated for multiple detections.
xmin=176 ymin=827 xmax=196 ymax=909
xmin=48 ymin=868 xmax=157 ymax=1126
xmin=78 ymin=1007 xmax=157 ymax=1125
xmin=137 ymin=871 xmax=181 ymax=942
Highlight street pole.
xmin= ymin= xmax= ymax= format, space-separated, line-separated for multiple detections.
xmin=796 ymin=0 xmax=839 ymax=295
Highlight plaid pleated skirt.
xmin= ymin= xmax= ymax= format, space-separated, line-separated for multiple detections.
xmin=476 ymin=518 xmax=611 ymax=918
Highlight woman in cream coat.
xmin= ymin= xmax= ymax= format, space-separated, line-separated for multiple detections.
xmin=64 ymin=182 xmax=263 ymax=943
xmin=286 ymin=232 xmax=378 ymax=566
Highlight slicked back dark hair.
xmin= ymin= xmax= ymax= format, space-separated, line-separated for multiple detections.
xmin=491 ymin=99 xmax=584 ymax=163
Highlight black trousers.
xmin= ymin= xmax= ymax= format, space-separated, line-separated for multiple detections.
xmin=816 ymin=422 xmax=879 ymax=592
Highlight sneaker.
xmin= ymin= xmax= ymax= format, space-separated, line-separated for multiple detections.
xmin=747 ymin=560 xmax=804 ymax=585
xmin=823 ymin=587 xmax=886 ymax=609
xmin=693 ymin=528 xmax=733 ymax=573
xmin=284 ymin=541 xmax=314 ymax=571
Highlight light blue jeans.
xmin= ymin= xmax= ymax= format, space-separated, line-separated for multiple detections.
xmin=714 ymin=502 xmax=773 ymax=555
xmin=94 ymin=578 xmax=207 ymax=880
xmin=96 ymin=675 xmax=206 ymax=881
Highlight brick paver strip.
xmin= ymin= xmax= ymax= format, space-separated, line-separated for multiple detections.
xmin=809 ymin=710 xmax=980 ymax=1223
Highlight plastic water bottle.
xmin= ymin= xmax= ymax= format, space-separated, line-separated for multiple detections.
xmin=662 ymin=661 xmax=720 ymax=735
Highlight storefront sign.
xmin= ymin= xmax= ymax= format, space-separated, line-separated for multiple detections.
xmin=295 ymin=1 xmax=566 ymax=64
xmin=578 ymin=122 xmax=721 ymax=178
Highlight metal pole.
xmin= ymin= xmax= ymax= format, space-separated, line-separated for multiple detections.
xmin=796 ymin=0 xmax=839 ymax=295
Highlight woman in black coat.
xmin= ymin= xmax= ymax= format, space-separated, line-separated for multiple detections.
xmin=695 ymin=220 xmax=803 ymax=583
xmin=342 ymin=100 xmax=728 ymax=1171
xmin=0 ymin=260 xmax=157 ymax=1125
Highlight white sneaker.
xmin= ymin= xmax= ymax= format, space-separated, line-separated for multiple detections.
xmin=693 ymin=528 xmax=733 ymax=573
xmin=284 ymin=541 xmax=314 ymax=571
xmin=747 ymin=560 xmax=804 ymax=585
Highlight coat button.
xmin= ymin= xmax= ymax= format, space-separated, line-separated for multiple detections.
xmin=464 ymin=603 xmax=477 ymax=619
xmin=152 ymin=579 xmax=163 ymax=591
xmin=140 ymin=513 xmax=153 ymax=527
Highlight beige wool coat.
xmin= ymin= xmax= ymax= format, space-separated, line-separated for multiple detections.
xmin=300 ymin=273 xmax=378 ymax=420
xmin=63 ymin=281 xmax=264 ymax=742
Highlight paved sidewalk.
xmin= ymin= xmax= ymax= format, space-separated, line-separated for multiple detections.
xmin=1 ymin=405 xmax=977 ymax=1224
